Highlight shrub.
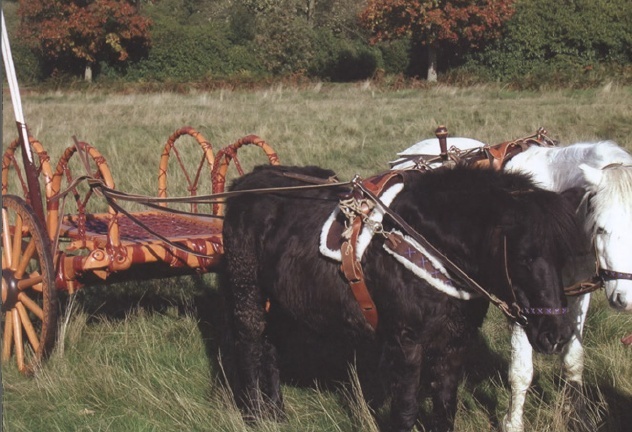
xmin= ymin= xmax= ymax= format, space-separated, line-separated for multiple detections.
xmin=123 ymin=23 xmax=265 ymax=82
xmin=474 ymin=0 xmax=632 ymax=82
xmin=378 ymin=39 xmax=412 ymax=75
xmin=9 ymin=40 xmax=44 ymax=84
xmin=310 ymin=31 xmax=383 ymax=82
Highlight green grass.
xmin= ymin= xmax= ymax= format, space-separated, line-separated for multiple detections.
xmin=3 ymin=83 xmax=632 ymax=431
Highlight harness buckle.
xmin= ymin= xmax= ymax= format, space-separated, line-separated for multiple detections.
xmin=512 ymin=304 xmax=529 ymax=327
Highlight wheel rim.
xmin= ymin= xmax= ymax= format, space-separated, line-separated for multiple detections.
xmin=2 ymin=195 xmax=58 ymax=375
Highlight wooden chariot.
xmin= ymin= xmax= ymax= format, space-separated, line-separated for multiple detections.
xmin=2 ymin=125 xmax=279 ymax=374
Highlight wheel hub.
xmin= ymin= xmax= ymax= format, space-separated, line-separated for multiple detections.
xmin=1 ymin=269 xmax=19 ymax=312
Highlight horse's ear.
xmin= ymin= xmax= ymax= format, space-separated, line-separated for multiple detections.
xmin=579 ymin=163 xmax=604 ymax=186
xmin=560 ymin=186 xmax=588 ymax=213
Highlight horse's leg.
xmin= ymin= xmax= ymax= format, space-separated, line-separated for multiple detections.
xmin=427 ymin=341 xmax=469 ymax=432
xmin=259 ymin=335 xmax=285 ymax=418
xmin=561 ymin=293 xmax=595 ymax=432
xmin=561 ymin=293 xmax=590 ymax=383
xmin=224 ymin=249 xmax=273 ymax=420
xmin=381 ymin=331 xmax=423 ymax=432
xmin=502 ymin=324 xmax=533 ymax=432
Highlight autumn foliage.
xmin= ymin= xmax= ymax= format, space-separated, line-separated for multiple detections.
xmin=18 ymin=0 xmax=151 ymax=74
xmin=360 ymin=0 xmax=515 ymax=47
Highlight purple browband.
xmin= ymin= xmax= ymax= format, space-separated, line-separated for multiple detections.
xmin=522 ymin=307 xmax=568 ymax=315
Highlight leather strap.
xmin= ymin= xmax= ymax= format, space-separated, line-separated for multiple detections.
xmin=485 ymin=141 xmax=526 ymax=170
xmin=599 ymin=268 xmax=632 ymax=281
xmin=340 ymin=216 xmax=378 ymax=329
xmin=362 ymin=170 xmax=405 ymax=195
xmin=338 ymin=172 xmax=408 ymax=330
xmin=564 ymin=275 xmax=603 ymax=296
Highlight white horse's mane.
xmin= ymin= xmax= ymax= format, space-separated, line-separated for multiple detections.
xmin=550 ymin=140 xmax=632 ymax=166
xmin=518 ymin=141 xmax=632 ymax=190
xmin=585 ymin=163 xmax=632 ymax=234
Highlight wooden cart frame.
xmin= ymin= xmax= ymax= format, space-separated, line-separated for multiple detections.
xmin=2 ymin=126 xmax=279 ymax=374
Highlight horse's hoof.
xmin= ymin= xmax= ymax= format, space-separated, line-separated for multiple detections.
xmin=501 ymin=414 xmax=524 ymax=432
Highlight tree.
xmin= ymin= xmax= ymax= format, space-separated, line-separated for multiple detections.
xmin=18 ymin=0 xmax=151 ymax=81
xmin=360 ymin=0 xmax=515 ymax=81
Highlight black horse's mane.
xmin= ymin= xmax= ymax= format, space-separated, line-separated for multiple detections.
xmin=394 ymin=166 xmax=581 ymax=256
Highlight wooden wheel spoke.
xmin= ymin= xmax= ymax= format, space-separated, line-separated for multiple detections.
xmin=14 ymin=238 xmax=37 ymax=279
xmin=16 ymin=303 xmax=40 ymax=353
xmin=2 ymin=208 xmax=13 ymax=267
xmin=17 ymin=272 xmax=44 ymax=291
xmin=12 ymin=309 xmax=25 ymax=372
xmin=11 ymin=212 xmax=24 ymax=271
xmin=2 ymin=311 xmax=14 ymax=361
xmin=17 ymin=292 xmax=44 ymax=321
xmin=29 ymin=270 xmax=44 ymax=292
xmin=194 ymin=157 xmax=206 ymax=186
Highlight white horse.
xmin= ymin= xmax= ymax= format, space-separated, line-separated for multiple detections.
xmin=391 ymin=136 xmax=632 ymax=432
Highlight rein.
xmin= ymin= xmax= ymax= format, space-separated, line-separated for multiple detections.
xmin=562 ymin=268 xmax=632 ymax=298
xmin=49 ymin=153 xmax=570 ymax=327
xmin=47 ymin=170 xmax=352 ymax=259
xmin=67 ymin=168 xmax=535 ymax=327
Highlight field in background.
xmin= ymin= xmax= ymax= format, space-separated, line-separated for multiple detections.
xmin=2 ymin=84 xmax=632 ymax=431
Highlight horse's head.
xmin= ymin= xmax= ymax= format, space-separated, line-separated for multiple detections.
xmin=581 ymin=163 xmax=632 ymax=311
xmin=487 ymin=186 xmax=582 ymax=354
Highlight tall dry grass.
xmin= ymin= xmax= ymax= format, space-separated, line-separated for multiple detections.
xmin=2 ymin=83 xmax=632 ymax=431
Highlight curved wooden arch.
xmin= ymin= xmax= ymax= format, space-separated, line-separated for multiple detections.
xmin=211 ymin=135 xmax=280 ymax=216
xmin=2 ymin=136 xmax=55 ymax=207
xmin=157 ymin=126 xmax=214 ymax=212
xmin=48 ymin=141 xmax=117 ymax=247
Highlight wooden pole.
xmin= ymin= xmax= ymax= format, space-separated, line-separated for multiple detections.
xmin=1 ymin=11 xmax=46 ymax=223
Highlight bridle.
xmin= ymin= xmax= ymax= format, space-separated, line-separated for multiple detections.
xmin=565 ymin=184 xmax=632 ymax=296
xmin=599 ymin=268 xmax=632 ymax=282
xmin=592 ymin=164 xmax=632 ymax=284
xmin=566 ymin=258 xmax=632 ymax=298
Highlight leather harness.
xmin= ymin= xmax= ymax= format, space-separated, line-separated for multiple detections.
xmin=338 ymin=171 xmax=405 ymax=330
xmin=74 ymin=126 xmax=606 ymax=331
xmin=438 ymin=125 xmax=558 ymax=171
xmin=336 ymin=127 xmax=566 ymax=330
xmin=337 ymin=170 xmax=539 ymax=331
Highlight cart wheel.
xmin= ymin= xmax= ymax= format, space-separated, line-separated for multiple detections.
xmin=2 ymin=195 xmax=58 ymax=375
xmin=158 ymin=126 xmax=215 ymax=213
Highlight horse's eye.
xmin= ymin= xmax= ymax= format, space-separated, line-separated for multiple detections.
xmin=520 ymin=256 xmax=535 ymax=266
xmin=596 ymin=226 xmax=608 ymax=235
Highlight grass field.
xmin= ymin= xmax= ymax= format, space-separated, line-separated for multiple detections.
xmin=2 ymin=83 xmax=632 ymax=431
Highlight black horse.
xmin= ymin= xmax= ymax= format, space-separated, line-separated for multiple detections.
xmin=219 ymin=164 xmax=581 ymax=432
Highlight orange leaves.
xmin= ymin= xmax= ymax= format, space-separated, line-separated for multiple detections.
xmin=360 ymin=0 xmax=515 ymax=47
xmin=17 ymin=0 xmax=150 ymax=66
